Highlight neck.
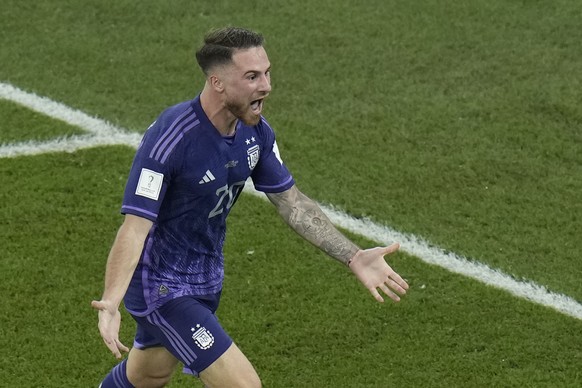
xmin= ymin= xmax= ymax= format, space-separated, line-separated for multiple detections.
xmin=199 ymin=85 xmax=237 ymax=136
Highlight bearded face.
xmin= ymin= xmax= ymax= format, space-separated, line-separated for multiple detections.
xmin=224 ymin=92 xmax=264 ymax=126
xmin=220 ymin=46 xmax=271 ymax=126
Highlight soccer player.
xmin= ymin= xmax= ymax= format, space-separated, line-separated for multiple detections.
xmin=92 ymin=27 xmax=409 ymax=388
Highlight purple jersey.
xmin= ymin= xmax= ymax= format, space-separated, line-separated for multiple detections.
xmin=122 ymin=96 xmax=294 ymax=316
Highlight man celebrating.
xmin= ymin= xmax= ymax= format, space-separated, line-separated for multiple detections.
xmin=92 ymin=27 xmax=409 ymax=387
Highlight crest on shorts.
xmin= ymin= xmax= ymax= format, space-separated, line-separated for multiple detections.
xmin=247 ymin=145 xmax=260 ymax=170
xmin=191 ymin=324 xmax=214 ymax=350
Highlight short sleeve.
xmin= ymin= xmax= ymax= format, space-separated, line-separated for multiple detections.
xmin=251 ymin=118 xmax=295 ymax=193
xmin=120 ymin=122 xmax=173 ymax=221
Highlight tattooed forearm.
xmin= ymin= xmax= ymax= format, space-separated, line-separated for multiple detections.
xmin=268 ymin=187 xmax=359 ymax=265
xmin=290 ymin=207 xmax=357 ymax=261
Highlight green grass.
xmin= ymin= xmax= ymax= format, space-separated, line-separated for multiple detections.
xmin=1 ymin=149 xmax=581 ymax=387
xmin=1 ymin=0 xmax=581 ymax=386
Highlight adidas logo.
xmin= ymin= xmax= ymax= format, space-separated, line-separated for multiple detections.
xmin=198 ymin=170 xmax=215 ymax=184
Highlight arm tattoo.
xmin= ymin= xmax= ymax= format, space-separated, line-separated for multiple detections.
xmin=269 ymin=188 xmax=359 ymax=265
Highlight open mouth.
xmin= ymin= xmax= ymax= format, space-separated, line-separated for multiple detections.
xmin=250 ymin=98 xmax=263 ymax=114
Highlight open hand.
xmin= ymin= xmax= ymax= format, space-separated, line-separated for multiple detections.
xmin=91 ymin=300 xmax=129 ymax=359
xmin=349 ymin=243 xmax=409 ymax=302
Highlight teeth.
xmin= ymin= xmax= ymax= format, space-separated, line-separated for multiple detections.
xmin=251 ymin=100 xmax=260 ymax=110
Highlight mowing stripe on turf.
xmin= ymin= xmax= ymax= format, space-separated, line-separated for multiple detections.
xmin=1 ymin=81 xmax=581 ymax=321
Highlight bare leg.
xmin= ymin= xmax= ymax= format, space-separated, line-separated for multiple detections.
xmin=199 ymin=343 xmax=261 ymax=388
xmin=126 ymin=346 xmax=180 ymax=388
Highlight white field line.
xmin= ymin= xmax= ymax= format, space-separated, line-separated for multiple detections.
xmin=0 ymin=82 xmax=142 ymax=157
xmin=244 ymin=185 xmax=582 ymax=320
xmin=0 ymin=133 xmax=142 ymax=158
xmin=2 ymin=81 xmax=581 ymax=321
xmin=0 ymin=82 xmax=122 ymax=136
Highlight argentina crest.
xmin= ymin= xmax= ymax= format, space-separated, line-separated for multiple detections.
xmin=191 ymin=324 xmax=214 ymax=350
xmin=247 ymin=144 xmax=260 ymax=170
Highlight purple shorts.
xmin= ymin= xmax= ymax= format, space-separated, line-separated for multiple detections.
xmin=130 ymin=294 xmax=233 ymax=375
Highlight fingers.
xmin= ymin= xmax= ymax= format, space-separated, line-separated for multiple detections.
xmin=387 ymin=271 xmax=409 ymax=292
xmin=117 ymin=339 xmax=130 ymax=353
xmin=357 ymin=243 xmax=409 ymax=303
xmin=92 ymin=300 xmax=128 ymax=359
xmin=369 ymin=282 xmax=400 ymax=303
xmin=105 ymin=338 xmax=123 ymax=359
xmin=385 ymin=278 xmax=406 ymax=296
xmin=379 ymin=283 xmax=400 ymax=302
xmin=370 ymin=274 xmax=409 ymax=303
xmin=370 ymin=288 xmax=385 ymax=303
xmin=110 ymin=339 xmax=129 ymax=359
xmin=103 ymin=336 xmax=129 ymax=359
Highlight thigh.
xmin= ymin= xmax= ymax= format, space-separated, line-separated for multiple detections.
xmin=132 ymin=296 xmax=234 ymax=376
xmin=127 ymin=346 xmax=179 ymax=387
xmin=199 ymin=342 xmax=261 ymax=388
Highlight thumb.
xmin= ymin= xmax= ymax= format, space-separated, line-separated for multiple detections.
xmin=91 ymin=300 xmax=106 ymax=311
xmin=382 ymin=242 xmax=400 ymax=256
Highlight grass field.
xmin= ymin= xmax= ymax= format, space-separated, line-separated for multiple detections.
xmin=1 ymin=0 xmax=581 ymax=387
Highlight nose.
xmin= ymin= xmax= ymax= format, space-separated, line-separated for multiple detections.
xmin=259 ymin=73 xmax=271 ymax=93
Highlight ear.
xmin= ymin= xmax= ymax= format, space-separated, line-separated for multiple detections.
xmin=209 ymin=74 xmax=225 ymax=93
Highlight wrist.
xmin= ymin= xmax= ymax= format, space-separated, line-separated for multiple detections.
xmin=347 ymin=250 xmax=361 ymax=268
xmin=99 ymin=298 xmax=120 ymax=313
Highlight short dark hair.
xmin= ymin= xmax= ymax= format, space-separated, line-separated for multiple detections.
xmin=195 ymin=27 xmax=265 ymax=75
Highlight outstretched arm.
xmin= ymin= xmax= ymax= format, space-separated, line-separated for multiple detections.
xmin=266 ymin=185 xmax=359 ymax=265
xmin=91 ymin=214 xmax=153 ymax=358
xmin=266 ymin=185 xmax=408 ymax=302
